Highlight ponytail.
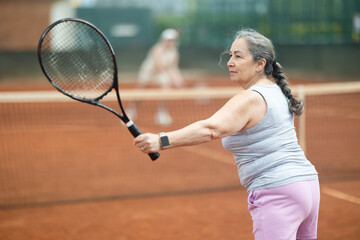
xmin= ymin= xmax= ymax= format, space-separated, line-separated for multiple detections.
xmin=234 ymin=29 xmax=305 ymax=116
xmin=272 ymin=61 xmax=304 ymax=116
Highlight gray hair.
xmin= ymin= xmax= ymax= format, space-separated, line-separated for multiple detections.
xmin=235 ymin=29 xmax=304 ymax=116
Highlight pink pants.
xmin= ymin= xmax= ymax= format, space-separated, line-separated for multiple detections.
xmin=248 ymin=180 xmax=320 ymax=240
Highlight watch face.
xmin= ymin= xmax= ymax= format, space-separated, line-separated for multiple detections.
xmin=161 ymin=135 xmax=170 ymax=147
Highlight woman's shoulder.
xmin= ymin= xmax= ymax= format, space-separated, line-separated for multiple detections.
xmin=249 ymin=84 xmax=282 ymax=101
xmin=228 ymin=89 xmax=266 ymax=117
xmin=234 ymin=88 xmax=266 ymax=105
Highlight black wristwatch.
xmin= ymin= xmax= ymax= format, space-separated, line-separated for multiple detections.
xmin=159 ymin=132 xmax=170 ymax=149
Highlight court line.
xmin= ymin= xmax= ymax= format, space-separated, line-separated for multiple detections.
xmin=139 ymin=127 xmax=360 ymax=205
xmin=321 ymin=186 xmax=360 ymax=205
xmin=183 ymin=147 xmax=360 ymax=206
xmin=139 ymin=126 xmax=235 ymax=166
xmin=183 ymin=145 xmax=235 ymax=166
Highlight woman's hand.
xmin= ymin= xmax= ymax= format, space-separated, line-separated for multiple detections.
xmin=134 ymin=133 xmax=162 ymax=153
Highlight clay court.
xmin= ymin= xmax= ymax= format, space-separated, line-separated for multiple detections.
xmin=0 ymin=74 xmax=359 ymax=240
xmin=1 ymin=0 xmax=360 ymax=238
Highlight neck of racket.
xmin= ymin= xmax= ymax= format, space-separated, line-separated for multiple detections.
xmin=114 ymin=79 xmax=159 ymax=160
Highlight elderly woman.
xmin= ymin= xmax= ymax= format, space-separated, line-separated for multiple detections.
xmin=134 ymin=29 xmax=319 ymax=240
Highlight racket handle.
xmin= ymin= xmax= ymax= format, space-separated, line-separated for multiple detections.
xmin=127 ymin=121 xmax=160 ymax=161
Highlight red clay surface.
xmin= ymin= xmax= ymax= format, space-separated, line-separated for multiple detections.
xmin=0 ymin=181 xmax=359 ymax=240
xmin=0 ymin=75 xmax=359 ymax=239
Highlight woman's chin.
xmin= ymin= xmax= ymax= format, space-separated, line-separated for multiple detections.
xmin=229 ymin=76 xmax=238 ymax=82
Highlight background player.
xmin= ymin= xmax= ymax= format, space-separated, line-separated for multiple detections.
xmin=126 ymin=28 xmax=184 ymax=125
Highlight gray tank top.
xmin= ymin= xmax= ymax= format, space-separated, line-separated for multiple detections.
xmin=222 ymin=84 xmax=318 ymax=192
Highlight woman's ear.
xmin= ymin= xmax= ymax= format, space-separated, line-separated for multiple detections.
xmin=256 ymin=59 xmax=266 ymax=72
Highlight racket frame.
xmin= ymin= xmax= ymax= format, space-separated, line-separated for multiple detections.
xmin=38 ymin=18 xmax=159 ymax=161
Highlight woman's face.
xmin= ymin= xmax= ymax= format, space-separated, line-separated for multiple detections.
xmin=227 ymin=38 xmax=258 ymax=85
xmin=163 ymin=39 xmax=177 ymax=48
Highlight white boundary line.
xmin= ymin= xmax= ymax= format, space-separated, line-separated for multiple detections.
xmin=1 ymin=81 xmax=360 ymax=103
xmin=0 ymin=87 xmax=240 ymax=103
xmin=321 ymin=187 xmax=360 ymax=205
xmin=182 ymin=145 xmax=235 ymax=166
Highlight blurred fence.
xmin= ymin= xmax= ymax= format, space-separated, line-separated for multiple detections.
xmin=75 ymin=0 xmax=360 ymax=47
xmin=0 ymin=0 xmax=359 ymax=79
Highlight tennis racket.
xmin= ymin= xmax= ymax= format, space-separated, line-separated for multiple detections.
xmin=37 ymin=18 xmax=160 ymax=161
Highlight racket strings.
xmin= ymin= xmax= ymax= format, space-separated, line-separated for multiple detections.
xmin=40 ymin=21 xmax=115 ymax=100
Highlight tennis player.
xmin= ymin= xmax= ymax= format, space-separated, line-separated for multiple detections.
xmin=126 ymin=28 xmax=184 ymax=125
xmin=134 ymin=29 xmax=320 ymax=240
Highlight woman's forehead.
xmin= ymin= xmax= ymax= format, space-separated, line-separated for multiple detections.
xmin=230 ymin=38 xmax=249 ymax=53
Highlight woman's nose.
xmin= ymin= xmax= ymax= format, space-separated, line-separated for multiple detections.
xmin=227 ymin=59 xmax=234 ymax=67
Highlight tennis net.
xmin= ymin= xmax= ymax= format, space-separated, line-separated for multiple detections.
xmin=0 ymin=82 xmax=359 ymax=208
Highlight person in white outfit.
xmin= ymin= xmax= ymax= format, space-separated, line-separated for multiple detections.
xmin=126 ymin=28 xmax=184 ymax=125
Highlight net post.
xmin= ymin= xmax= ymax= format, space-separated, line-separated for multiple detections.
xmin=297 ymin=85 xmax=306 ymax=154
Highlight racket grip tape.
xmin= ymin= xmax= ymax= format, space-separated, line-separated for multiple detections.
xmin=127 ymin=122 xmax=160 ymax=161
